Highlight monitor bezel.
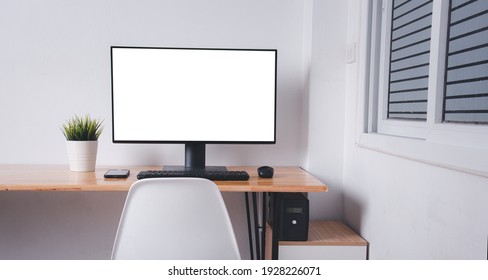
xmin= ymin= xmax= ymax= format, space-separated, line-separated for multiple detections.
xmin=110 ymin=46 xmax=277 ymax=145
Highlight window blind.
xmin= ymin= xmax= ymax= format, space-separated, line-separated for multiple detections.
xmin=387 ymin=0 xmax=433 ymax=121
xmin=443 ymin=0 xmax=488 ymax=124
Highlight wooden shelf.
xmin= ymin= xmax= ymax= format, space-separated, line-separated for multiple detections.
xmin=266 ymin=220 xmax=368 ymax=260
xmin=280 ymin=220 xmax=367 ymax=246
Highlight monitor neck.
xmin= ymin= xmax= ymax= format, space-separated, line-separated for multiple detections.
xmin=185 ymin=143 xmax=206 ymax=169
xmin=163 ymin=143 xmax=227 ymax=171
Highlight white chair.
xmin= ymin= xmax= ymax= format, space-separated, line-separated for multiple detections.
xmin=112 ymin=177 xmax=241 ymax=260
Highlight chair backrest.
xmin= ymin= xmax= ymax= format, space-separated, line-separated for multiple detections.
xmin=112 ymin=178 xmax=241 ymax=260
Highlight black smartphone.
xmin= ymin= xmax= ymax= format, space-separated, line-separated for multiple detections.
xmin=104 ymin=169 xmax=130 ymax=178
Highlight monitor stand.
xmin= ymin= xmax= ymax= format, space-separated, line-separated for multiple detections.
xmin=163 ymin=143 xmax=227 ymax=171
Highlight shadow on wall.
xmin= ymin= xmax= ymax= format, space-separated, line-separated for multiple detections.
xmin=342 ymin=188 xmax=367 ymax=250
xmin=0 ymin=191 xmax=127 ymax=260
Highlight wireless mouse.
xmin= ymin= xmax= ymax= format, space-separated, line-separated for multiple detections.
xmin=258 ymin=166 xmax=274 ymax=178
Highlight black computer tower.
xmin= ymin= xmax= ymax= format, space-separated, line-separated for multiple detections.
xmin=269 ymin=192 xmax=309 ymax=241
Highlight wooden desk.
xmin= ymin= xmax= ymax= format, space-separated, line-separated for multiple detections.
xmin=0 ymin=165 xmax=328 ymax=193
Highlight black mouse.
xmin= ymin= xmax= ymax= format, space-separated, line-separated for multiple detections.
xmin=257 ymin=166 xmax=274 ymax=178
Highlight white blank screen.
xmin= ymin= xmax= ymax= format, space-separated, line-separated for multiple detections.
xmin=111 ymin=47 xmax=276 ymax=143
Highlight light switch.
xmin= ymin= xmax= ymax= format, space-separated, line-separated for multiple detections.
xmin=346 ymin=42 xmax=356 ymax=64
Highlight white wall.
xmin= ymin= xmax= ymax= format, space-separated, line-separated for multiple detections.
xmin=0 ymin=0 xmax=314 ymax=259
xmin=303 ymin=0 xmax=348 ymax=220
xmin=0 ymin=0 xmax=307 ymax=167
xmin=341 ymin=0 xmax=488 ymax=259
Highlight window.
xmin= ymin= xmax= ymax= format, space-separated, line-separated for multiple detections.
xmin=386 ymin=0 xmax=433 ymax=122
xmin=361 ymin=0 xmax=488 ymax=177
xmin=443 ymin=0 xmax=488 ymax=123
xmin=371 ymin=0 xmax=488 ymax=145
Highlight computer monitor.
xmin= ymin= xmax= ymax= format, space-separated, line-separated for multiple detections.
xmin=111 ymin=46 xmax=277 ymax=170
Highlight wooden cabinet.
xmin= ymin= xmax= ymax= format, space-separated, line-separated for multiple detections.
xmin=266 ymin=221 xmax=368 ymax=260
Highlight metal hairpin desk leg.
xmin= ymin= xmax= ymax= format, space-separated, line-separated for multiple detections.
xmin=251 ymin=193 xmax=261 ymax=260
xmin=245 ymin=192 xmax=271 ymax=260
xmin=270 ymin=192 xmax=280 ymax=260
xmin=244 ymin=193 xmax=254 ymax=260
xmin=261 ymin=192 xmax=267 ymax=259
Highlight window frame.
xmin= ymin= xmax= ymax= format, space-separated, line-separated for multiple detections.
xmin=359 ymin=0 xmax=488 ymax=178
xmin=377 ymin=0 xmax=434 ymax=139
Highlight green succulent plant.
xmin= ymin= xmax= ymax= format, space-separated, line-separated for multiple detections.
xmin=61 ymin=115 xmax=104 ymax=141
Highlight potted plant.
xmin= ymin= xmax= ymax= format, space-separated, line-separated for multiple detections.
xmin=61 ymin=115 xmax=104 ymax=172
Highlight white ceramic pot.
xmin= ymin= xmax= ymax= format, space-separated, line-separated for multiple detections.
xmin=66 ymin=141 xmax=98 ymax=172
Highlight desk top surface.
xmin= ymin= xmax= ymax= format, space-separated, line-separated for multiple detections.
xmin=0 ymin=165 xmax=328 ymax=193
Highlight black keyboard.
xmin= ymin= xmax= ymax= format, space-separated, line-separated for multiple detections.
xmin=137 ymin=170 xmax=250 ymax=181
